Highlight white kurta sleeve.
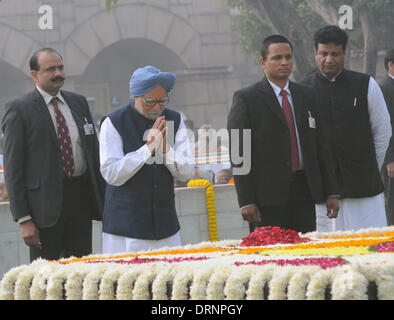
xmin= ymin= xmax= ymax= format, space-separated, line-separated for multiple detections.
xmin=99 ymin=117 xmax=152 ymax=186
xmin=159 ymin=115 xmax=195 ymax=181
xmin=367 ymin=77 xmax=392 ymax=169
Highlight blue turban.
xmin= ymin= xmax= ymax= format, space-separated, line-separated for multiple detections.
xmin=129 ymin=66 xmax=176 ymax=97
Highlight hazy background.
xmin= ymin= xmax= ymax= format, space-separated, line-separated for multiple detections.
xmin=0 ymin=0 xmax=392 ymax=133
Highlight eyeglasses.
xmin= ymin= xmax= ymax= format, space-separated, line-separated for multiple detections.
xmin=141 ymin=95 xmax=169 ymax=107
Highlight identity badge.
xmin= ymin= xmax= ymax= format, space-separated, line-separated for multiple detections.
xmin=83 ymin=117 xmax=95 ymax=135
xmin=84 ymin=123 xmax=95 ymax=135
xmin=308 ymin=111 xmax=316 ymax=129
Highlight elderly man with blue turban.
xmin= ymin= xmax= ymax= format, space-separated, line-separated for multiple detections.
xmin=99 ymin=66 xmax=194 ymax=253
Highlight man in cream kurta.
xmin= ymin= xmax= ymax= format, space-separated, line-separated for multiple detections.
xmin=314 ymin=76 xmax=391 ymax=232
xmin=303 ymin=26 xmax=391 ymax=232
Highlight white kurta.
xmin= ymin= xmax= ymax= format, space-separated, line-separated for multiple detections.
xmin=316 ymin=77 xmax=391 ymax=232
xmin=102 ymin=231 xmax=182 ymax=253
xmin=99 ymin=113 xmax=194 ymax=253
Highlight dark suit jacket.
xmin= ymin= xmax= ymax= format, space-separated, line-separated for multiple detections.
xmin=227 ymin=77 xmax=338 ymax=208
xmin=379 ymin=75 xmax=394 ymax=163
xmin=1 ymin=88 xmax=105 ymax=228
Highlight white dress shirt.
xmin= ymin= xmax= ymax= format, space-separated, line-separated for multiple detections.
xmin=36 ymin=86 xmax=87 ymax=176
xmin=267 ymin=79 xmax=304 ymax=169
xmin=99 ymin=113 xmax=194 ymax=186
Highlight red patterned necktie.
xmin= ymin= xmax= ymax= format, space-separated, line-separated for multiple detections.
xmin=51 ymin=98 xmax=75 ymax=177
xmin=280 ymin=89 xmax=300 ymax=172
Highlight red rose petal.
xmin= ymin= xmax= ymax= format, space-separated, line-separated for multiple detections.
xmin=240 ymin=226 xmax=312 ymax=246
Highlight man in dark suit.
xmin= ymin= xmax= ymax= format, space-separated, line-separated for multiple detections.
xmin=380 ymin=49 xmax=394 ymax=226
xmin=227 ymin=35 xmax=339 ymax=234
xmin=1 ymin=48 xmax=105 ymax=261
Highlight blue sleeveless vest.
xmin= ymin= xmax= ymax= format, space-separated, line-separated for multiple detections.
xmin=103 ymin=102 xmax=181 ymax=240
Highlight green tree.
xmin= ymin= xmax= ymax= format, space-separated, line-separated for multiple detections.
xmin=228 ymin=0 xmax=316 ymax=80
xmin=106 ymin=0 xmax=118 ymax=12
xmin=227 ymin=0 xmax=394 ymax=79
xmin=305 ymin=0 xmax=393 ymax=77
xmin=0 ymin=0 xmax=119 ymax=12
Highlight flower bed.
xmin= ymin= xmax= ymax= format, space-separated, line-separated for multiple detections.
xmin=1 ymin=226 xmax=393 ymax=300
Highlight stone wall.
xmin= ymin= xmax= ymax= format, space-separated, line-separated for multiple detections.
xmin=0 ymin=0 xmax=388 ymax=130
xmin=0 ymin=184 xmax=248 ymax=278
xmin=0 ymin=0 xmax=261 ymax=130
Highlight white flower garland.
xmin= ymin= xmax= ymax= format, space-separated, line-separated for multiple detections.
xmin=151 ymin=265 xmax=176 ymax=300
xmin=306 ymin=268 xmax=337 ymax=300
xmin=29 ymin=260 xmax=63 ymax=300
xmin=171 ymin=269 xmax=194 ymax=300
xmin=331 ymin=267 xmax=368 ymax=300
xmin=133 ymin=271 xmax=154 ymax=300
xmin=14 ymin=269 xmax=35 ymax=300
xmin=268 ymin=268 xmax=297 ymax=300
xmin=116 ymin=270 xmax=140 ymax=300
xmin=2 ymin=260 xmax=392 ymax=300
xmin=30 ymin=274 xmax=47 ymax=300
xmin=82 ymin=265 xmax=108 ymax=300
xmin=189 ymin=268 xmax=215 ymax=300
xmin=245 ymin=266 xmax=275 ymax=300
xmin=65 ymin=271 xmax=87 ymax=300
xmin=99 ymin=268 xmax=124 ymax=300
xmin=0 ymin=265 xmax=27 ymax=300
xmin=223 ymin=267 xmax=252 ymax=300
xmin=356 ymin=264 xmax=394 ymax=300
xmin=206 ymin=268 xmax=231 ymax=300
xmin=46 ymin=269 xmax=69 ymax=300
xmin=287 ymin=269 xmax=314 ymax=300
xmin=1 ymin=226 xmax=393 ymax=300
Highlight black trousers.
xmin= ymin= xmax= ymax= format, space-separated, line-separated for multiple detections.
xmin=30 ymin=174 xmax=92 ymax=262
xmin=250 ymin=170 xmax=316 ymax=234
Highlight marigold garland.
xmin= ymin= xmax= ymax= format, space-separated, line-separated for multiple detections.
xmin=323 ymin=230 xmax=394 ymax=240
xmin=304 ymin=226 xmax=394 ymax=240
xmin=187 ymin=179 xmax=218 ymax=241
xmin=56 ymin=247 xmax=234 ymax=265
xmin=233 ymin=237 xmax=394 ymax=256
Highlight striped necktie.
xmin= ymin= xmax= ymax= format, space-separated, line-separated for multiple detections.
xmin=51 ymin=97 xmax=75 ymax=177
xmin=280 ymin=89 xmax=300 ymax=172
